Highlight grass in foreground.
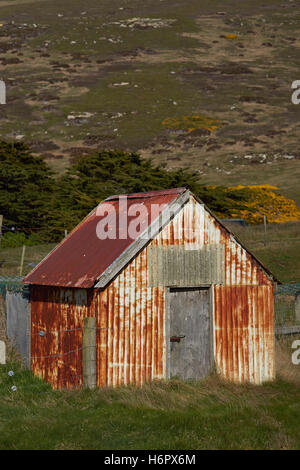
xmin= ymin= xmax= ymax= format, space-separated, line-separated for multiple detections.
xmin=0 ymin=338 xmax=299 ymax=450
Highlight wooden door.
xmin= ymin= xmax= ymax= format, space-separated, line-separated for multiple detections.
xmin=168 ymin=287 xmax=211 ymax=380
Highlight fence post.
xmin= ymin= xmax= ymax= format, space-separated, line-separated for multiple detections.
xmin=19 ymin=245 xmax=26 ymax=276
xmin=83 ymin=317 xmax=96 ymax=389
xmin=0 ymin=215 xmax=3 ymax=247
xmin=0 ymin=340 xmax=5 ymax=364
xmin=295 ymin=294 xmax=300 ymax=324
xmin=263 ymin=215 xmax=267 ymax=246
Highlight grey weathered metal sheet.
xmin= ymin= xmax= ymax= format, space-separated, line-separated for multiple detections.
xmin=148 ymin=245 xmax=225 ymax=287
xmin=6 ymin=290 xmax=31 ymax=366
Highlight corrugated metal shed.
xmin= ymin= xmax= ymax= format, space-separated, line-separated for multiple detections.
xmin=25 ymin=188 xmax=277 ymax=389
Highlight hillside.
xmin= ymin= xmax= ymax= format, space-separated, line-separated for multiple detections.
xmin=0 ymin=0 xmax=299 ymax=205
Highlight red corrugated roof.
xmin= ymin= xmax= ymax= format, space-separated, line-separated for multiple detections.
xmin=23 ymin=188 xmax=186 ymax=288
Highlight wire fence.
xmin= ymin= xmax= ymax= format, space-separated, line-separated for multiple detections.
xmin=0 ymin=243 xmax=57 ymax=277
xmin=274 ymin=283 xmax=300 ymax=327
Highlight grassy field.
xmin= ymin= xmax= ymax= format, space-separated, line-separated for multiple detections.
xmin=0 ymin=336 xmax=299 ymax=450
xmin=0 ymin=0 xmax=299 ymax=204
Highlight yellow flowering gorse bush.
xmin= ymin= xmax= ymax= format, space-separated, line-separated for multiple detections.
xmin=225 ymin=33 xmax=238 ymax=39
xmin=227 ymin=185 xmax=300 ymax=224
xmin=161 ymin=115 xmax=221 ymax=133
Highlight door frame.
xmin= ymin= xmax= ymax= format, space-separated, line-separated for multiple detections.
xmin=165 ymin=285 xmax=214 ymax=380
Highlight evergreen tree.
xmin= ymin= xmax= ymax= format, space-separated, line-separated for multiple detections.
xmin=0 ymin=141 xmax=55 ymax=236
xmin=0 ymin=142 xmax=250 ymax=243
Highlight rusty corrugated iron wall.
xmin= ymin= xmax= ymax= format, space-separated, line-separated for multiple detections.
xmin=93 ymin=267 xmax=166 ymax=387
xmin=30 ymin=194 xmax=274 ymax=389
xmin=214 ymin=285 xmax=274 ymax=383
xmin=30 ymin=286 xmax=90 ymax=389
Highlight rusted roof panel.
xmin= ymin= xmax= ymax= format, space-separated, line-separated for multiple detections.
xmin=23 ymin=188 xmax=186 ymax=288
